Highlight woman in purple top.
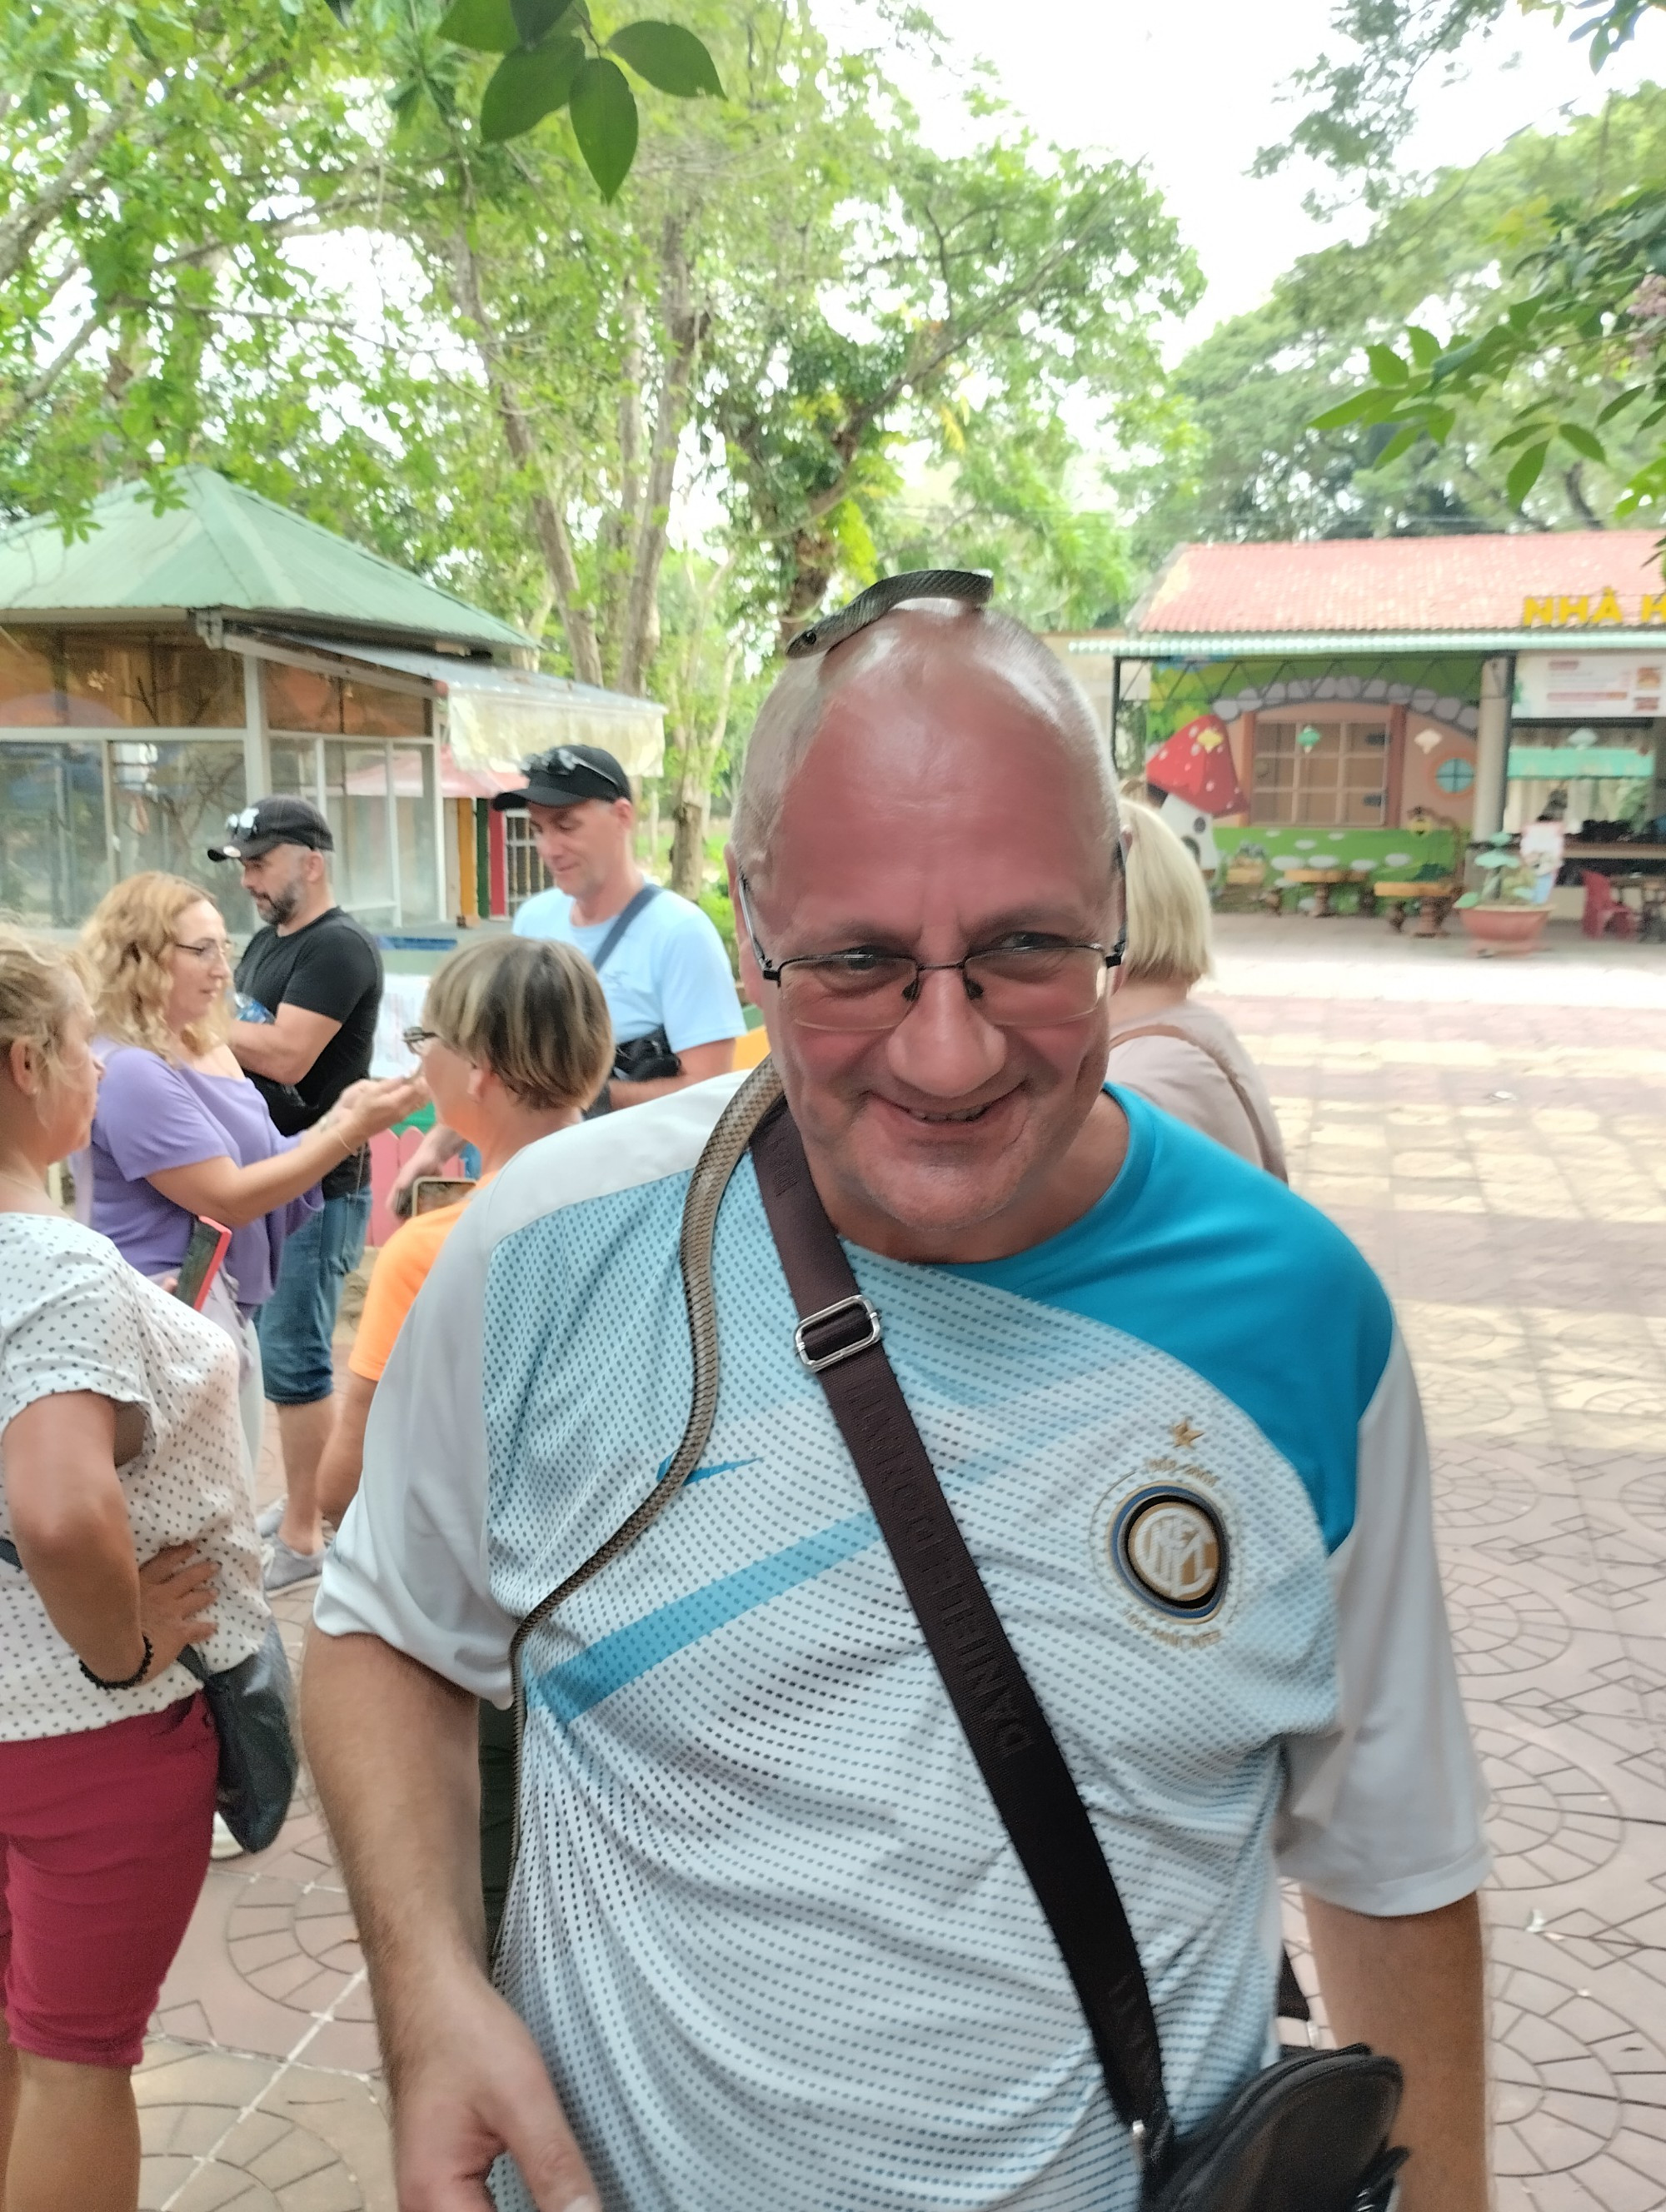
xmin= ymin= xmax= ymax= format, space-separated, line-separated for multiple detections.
xmin=77 ymin=874 xmax=423 ymax=1467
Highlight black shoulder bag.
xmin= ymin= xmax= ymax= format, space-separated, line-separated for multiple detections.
xmin=747 ymin=1093 xmax=1409 ymax=2212
xmin=582 ymin=884 xmax=682 ymax=1110
xmin=0 ymin=1537 xmax=296 ymax=1856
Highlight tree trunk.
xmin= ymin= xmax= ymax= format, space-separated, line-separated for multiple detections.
xmin=449 ymin=225 xmax=605 ymax=688
xmin=596 ymin=283 xmax=647 ymax=681
xmin=616 ymin=220 xmax=706 ymax=696
xmin=669 ymin=790 xmax=709 ymax=899
xmin=666 ymin=639 xmax=738 ymax=898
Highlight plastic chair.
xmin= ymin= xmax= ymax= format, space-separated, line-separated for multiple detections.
xmin=1581 ymin=870 xmax=1638 ymax=941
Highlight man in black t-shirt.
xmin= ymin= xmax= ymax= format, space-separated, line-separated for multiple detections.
xmin=210 ymin=796 xmax=386 ymax=1590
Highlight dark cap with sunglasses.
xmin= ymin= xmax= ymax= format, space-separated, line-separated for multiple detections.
xmin=208 ymin=795 xmax=335 ymax=864
xmin=491 ymin=745 xmax=631 ymax=813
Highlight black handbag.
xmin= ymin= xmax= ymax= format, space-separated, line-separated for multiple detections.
xmin=748 ymin=1095 xmax=1409 ymax=2212
xmin=0 ymin=1537 xmax=297 ymax=1856
xmin=177 ymin=1622 xmax=298 ymax=1854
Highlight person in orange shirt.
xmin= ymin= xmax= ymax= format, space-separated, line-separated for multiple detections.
xmin=314 ymin=934 xmax=612 ymax=1944
xmin=316 ymin=934 xmax=613 ymax=1522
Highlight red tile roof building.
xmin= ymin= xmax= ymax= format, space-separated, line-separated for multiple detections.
xmin=1129 ymin=533 xmax=1666 ymax=637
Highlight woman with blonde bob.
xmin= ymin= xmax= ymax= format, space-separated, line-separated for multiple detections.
xmin=1106 ymin=800 xmax=1287 ymax=1176
xmin=314 ymin=932 xmax=611 ymax=1947
xmin=77 ymin=874 xmax=422 ymax=1465
xmin=0 ymin=928 xmax=269 ymax=2212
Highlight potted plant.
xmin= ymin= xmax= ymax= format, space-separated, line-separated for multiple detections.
xmin=1454 ymin=834 xmax=1550 ymax=954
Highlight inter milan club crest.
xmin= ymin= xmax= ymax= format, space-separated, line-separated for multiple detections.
xmin=1114 ymin=1489 xmax=1225 ymax=1617
xmin=1091 ymin=1418 xmax=1235 ymax=1640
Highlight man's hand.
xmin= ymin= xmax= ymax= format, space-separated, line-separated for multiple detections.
xmin=302 ymin=1629 xmax=596 ymax=2210
xmin=391 ymin=1970 xmax=598 ymax=2212
xmin=1304 ymin=1889 xmax=1489 ymax=2212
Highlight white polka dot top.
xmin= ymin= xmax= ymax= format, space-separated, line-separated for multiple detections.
xmin=0 ymin=1213 xmax=268 ymax=1741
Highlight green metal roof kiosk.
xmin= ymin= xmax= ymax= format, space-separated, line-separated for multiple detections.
xmin=0 ymin=468 xmax=663 ymax=939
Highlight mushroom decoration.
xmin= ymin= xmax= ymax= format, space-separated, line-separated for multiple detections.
xmin=1142 ymin=713 xmax=1247 ymax=870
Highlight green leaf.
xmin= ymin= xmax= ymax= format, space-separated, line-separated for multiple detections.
xmin=437 ymin=0 xmax=521 ymax=52
xmin=1371 ymin=422 xmax=1422 ymax=467
xmin=569 ymin=57 xmax=638 ymax=199
xmin=480 ymin=35 xmax=583 ymax=140
xmin=1405 ymin=324 xmax=1442 ymax=369
xmin=1424 ymin=405 xmax=1454 ymax=443
xmin=1364 ymin=342 xmax=1409 ymax=386
xmin=512 ymin=0 xmax=577 ymax=46
xmin=1559 ymin=421 xmax=1607 ymax=464
xmin=1597 ymin=386 xmax=1648 ymax=425
xmin=1505 ymin=441 xmax=1549 ymax=507
xmin=606 ymin=21 xmax=724 ymax=97
xmin=1491 ymin=418 xmax=1554 ymax=452
xmin=1310 ymin=390 xmax=1384 ymax=430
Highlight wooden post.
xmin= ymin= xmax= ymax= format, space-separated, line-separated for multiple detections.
xmin=1473 ymin=655 xmax=1514 ymax=839
xmin=1384 ymin=703 xmax=1408 ymax=828
xmin=455 ymin=800 xmax=477 ymax=922
xmin=487 ymin=805 xmax=508 ymax=919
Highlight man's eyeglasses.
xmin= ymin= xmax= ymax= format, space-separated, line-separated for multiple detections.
xmin=172 ymin=937 xmax=233 ymax=968
xmin=735 ymin=875 xmax=1125 ymax=1034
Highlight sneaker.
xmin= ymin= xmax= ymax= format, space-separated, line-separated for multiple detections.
xmin=263 ymin=1534 xmax=327 ymax=1592
xmin=256 ymin=1498 xmax=286 ymax=1541
xmin=211 ymin=1812 xmax=245 ymax=1861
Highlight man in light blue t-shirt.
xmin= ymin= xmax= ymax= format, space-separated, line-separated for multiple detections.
xmin=392 ymin=744 xmax=742 ymax=1205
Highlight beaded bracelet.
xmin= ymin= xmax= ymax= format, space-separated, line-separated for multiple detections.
xmin=78 ymin=1633 xmax=153 ymax=1691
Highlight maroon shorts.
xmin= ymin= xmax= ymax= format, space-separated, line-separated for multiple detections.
xmin=0 ymin=1694 xmax=217 ymax=2068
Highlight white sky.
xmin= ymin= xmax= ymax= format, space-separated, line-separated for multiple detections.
xmin=852 ymin=0 xmax=1659 ymax=349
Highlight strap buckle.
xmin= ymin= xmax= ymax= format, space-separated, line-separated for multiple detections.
xmin=793 ymin=1293 xmax=882 ymax=1373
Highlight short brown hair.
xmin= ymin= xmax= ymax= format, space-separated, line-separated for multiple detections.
xmin=423 ymin=936 xmax=611 ymax=1111
xmin=81 ymin=872 xmax=230 ymax=1062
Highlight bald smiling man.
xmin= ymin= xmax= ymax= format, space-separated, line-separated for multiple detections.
xmin=305 ymin=585 xmax=1489 ymax=2212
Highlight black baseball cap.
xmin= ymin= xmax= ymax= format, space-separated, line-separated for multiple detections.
xmin=208 ymin=795 xmax=335 ymax=863
xmin=491 ymin=744 xmax=631 ymax=812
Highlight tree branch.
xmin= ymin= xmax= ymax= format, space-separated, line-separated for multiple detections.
xmin=0 ymin=91 xmax=141 ymax=291
xmin=450 ymin=221 xmax=603 ymax=686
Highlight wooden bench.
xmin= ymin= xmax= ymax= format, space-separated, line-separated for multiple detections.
xmin=1267 ymin=867 xmax=1349 ymax=917
xmin=1364 ymin=879 xmax=1454 ymax=936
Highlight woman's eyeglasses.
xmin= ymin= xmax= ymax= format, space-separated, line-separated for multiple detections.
xmin=172 ymin=937 xmax=233 ymax=968
xmin=402 ymin=1025 xmax=442 ymax=1054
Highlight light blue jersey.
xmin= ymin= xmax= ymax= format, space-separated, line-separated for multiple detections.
xmin=321 ymin=1078 xmax=1485 ymax=2212
xmin=512 ymin=883 xmax=744 ymax=1051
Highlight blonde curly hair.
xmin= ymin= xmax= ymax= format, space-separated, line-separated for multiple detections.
xmin=82 ymin=873 xmax=232 ymax=1063
xmin=0 ymin=925 xmax=88 ymax=1084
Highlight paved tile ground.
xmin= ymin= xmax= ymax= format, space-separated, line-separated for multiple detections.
xmin=138 ymin=914 xmax=1666 ymax=2211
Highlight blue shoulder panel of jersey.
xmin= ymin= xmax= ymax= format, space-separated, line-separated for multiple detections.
xmin=945 ymin=1089 xmax=1394 ymax=1553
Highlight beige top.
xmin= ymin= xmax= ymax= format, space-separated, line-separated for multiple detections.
xmin=1105 ymin=1000 xmax=1287 ymax=1178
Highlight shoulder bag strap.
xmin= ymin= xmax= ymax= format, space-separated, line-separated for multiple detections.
xmin=589 ymin=882 xmax=661 ymax=974
xmin=749 ymin=1098 xmax=1175 ymax=2170
xmin=1106 ymin=1021 xmax=1288 ymax=1183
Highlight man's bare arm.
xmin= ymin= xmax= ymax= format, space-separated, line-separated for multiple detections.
xmin=1304 ymin=1890 xmax=1489 ymax=2212
xmin=302 ymin=1627 xmax=598 ymax=2212
xmin=230 ymin=1001 xmax=342 ymax=1084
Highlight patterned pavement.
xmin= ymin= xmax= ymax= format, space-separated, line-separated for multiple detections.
xmin=137 ymin=914 xmax=1666 ymax=2211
